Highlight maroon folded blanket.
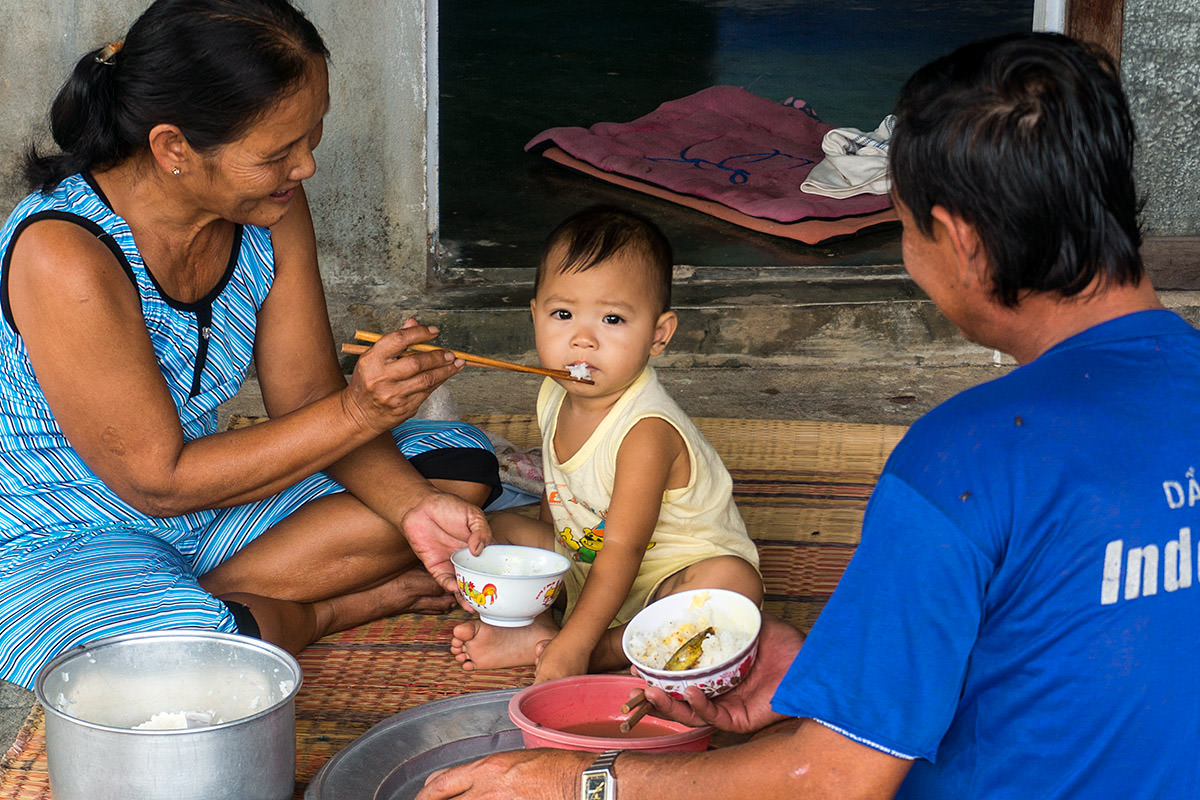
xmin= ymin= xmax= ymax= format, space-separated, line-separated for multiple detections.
xmin=541 ymin=147 xmax=897 ymax=246
xmin=526 ymin=86 xmax=893 ymax=224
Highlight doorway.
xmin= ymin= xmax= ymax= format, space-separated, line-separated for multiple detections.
xmin=435 ymin=1 xmax=1034 ymax=276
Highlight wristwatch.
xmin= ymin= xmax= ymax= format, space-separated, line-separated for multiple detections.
xmin=580 ymin=749 xmax=621 ymax=800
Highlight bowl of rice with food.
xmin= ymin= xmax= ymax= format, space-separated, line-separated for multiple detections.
xmin=622 ymin=588 xmax=761 ymax=699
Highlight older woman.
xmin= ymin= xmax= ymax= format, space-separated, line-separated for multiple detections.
xmin=0 ymin=0 xmax=498 ymax=689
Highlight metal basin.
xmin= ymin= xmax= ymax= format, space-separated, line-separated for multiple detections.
xmin=35 ymin=630 xmax=301 ymax=800
xmin=306 ymin=689 xmax=521 ymax=800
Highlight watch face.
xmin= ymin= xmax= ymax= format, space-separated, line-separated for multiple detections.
xmin=583 ymin=773 xmax=609 ymax=800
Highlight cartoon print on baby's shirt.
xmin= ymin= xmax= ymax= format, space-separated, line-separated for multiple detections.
xmin=558 ymin=521 xmax=608 ymax=563
xmin=548 ymin=484 xmax=654 ymax=563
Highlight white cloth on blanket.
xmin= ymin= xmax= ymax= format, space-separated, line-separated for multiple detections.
xmin=801 ymin=115 xmax=896 ymax=199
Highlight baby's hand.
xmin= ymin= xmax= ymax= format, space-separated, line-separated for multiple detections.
xmin=533 ymin=636 xmax=589 ymax=684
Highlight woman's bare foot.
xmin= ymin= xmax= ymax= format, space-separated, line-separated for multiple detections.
xmin=317 ymin=568 xmax=455 ymax=636
xmin=219 ymin=568 xmax=455 ymax=654
xmin=450 ymin=615 xmax=557 ymax=671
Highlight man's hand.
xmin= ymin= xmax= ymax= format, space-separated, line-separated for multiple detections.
xmin=640 ymin=612 xmax=804 ymax=734
xmin=416 ymin=748 xmax=587 ymax=800
xmin=401 ymin=490 xmax=492 ymax=595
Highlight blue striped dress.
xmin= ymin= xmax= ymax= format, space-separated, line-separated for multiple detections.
xmin=0 ymin=174 xmax=493 ymax=689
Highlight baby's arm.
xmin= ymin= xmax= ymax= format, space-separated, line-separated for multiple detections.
xmin=535 ymin=417 xmax=688 ymax=682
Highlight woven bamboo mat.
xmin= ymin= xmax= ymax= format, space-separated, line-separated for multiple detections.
xmin=0 ymin=415 xmax=904 ymax=799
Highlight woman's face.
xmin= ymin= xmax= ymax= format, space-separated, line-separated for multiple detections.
xmin=200 ymin=56 xmax=330 ymax=228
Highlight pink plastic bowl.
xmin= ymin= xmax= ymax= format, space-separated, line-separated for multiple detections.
xmin=508 ymin=675 xmax=711 ymax=753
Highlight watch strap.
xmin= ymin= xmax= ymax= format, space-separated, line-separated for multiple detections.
xmin=589 ymin=750 xmax=621 ymax=772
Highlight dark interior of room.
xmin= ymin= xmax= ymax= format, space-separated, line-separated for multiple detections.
xmin=437 ymin=0 xmax=1032 ymax=274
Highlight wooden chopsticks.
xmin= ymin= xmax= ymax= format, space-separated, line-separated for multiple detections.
xmin=342 ymin=329 xmax=594 ymax=384
xmin=619 ymin=690 xmax=652 ymax=733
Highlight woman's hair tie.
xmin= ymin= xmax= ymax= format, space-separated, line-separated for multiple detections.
xmin=94 ymin=41 xmax=124 ymax=66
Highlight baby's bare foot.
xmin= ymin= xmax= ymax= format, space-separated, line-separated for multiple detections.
xmin=450 ymin=616 xmax=557 ymax=671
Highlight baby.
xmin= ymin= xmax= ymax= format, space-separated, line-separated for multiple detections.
xmin=451 ymin=205 xmax=763 ymax=683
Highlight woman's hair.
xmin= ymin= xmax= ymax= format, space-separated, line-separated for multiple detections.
xmin=536 ymin=205 xmax=674 ymax=313
xmin=25 ymin=0 xmax=329 ymax=194
xmin=890 ymin=32 xmax=1143 ymax=306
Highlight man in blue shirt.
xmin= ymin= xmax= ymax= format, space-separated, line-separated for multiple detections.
xmin=417 ymin=32 xmax=1194 ymax=800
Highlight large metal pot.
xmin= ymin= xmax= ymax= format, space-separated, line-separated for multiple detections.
xmin=35 ymin=630 xmax=302 ymax=800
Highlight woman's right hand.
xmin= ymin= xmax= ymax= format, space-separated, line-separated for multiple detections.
xmin=639 ymin=613 xmax=805 ymax=735
xmin=341 ymin=320 xmax=465 ymax=433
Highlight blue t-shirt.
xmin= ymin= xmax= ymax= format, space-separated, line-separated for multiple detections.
xmin=773 ymin=309 xmax=1200 ymax=799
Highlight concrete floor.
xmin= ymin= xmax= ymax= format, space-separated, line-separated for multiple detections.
xmin=0 ymin=681 xmax=31 ymax=755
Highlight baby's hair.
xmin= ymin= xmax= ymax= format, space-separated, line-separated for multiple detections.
xmin=535 ymin=206 xmax=673 ymax=312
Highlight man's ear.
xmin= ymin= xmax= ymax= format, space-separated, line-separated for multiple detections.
xmin=931 ymin=205 xmax=988 ymax=286
xmin=147 ymin=123 xmax=191 ymax=177
xmin=650 ymin=310 xmax=678 ymax=356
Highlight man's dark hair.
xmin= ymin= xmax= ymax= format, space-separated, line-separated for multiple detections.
xmin=535 ymin=206 xmax=674 ymax=312
xmin=890 ymin=32 xmax=1143 ymax=307
xmin=25 ymin=0 xmax=328 ymax=194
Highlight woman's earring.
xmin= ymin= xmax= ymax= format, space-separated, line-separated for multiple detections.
xmin=172 ymin=167 xmax=181 ymax=176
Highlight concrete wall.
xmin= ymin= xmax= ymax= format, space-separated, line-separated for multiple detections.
xmin=0 ymin=0 xmax=431 ymax=341
xmin=1123 ymin=0 xmax=1200 ymax=236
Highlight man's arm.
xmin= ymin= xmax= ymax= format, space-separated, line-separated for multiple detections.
xmin=418 ymin=611 xmax=912 ymax=799
xmin=416 ymin=717 xmax=912 ymax=800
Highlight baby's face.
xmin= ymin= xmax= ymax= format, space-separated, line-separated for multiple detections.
xmin=531 ymin=251 xmax=675 ymax=401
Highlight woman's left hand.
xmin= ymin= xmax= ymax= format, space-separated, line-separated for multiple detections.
xmin=401 ymin=490 xmax=491 ymax=595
